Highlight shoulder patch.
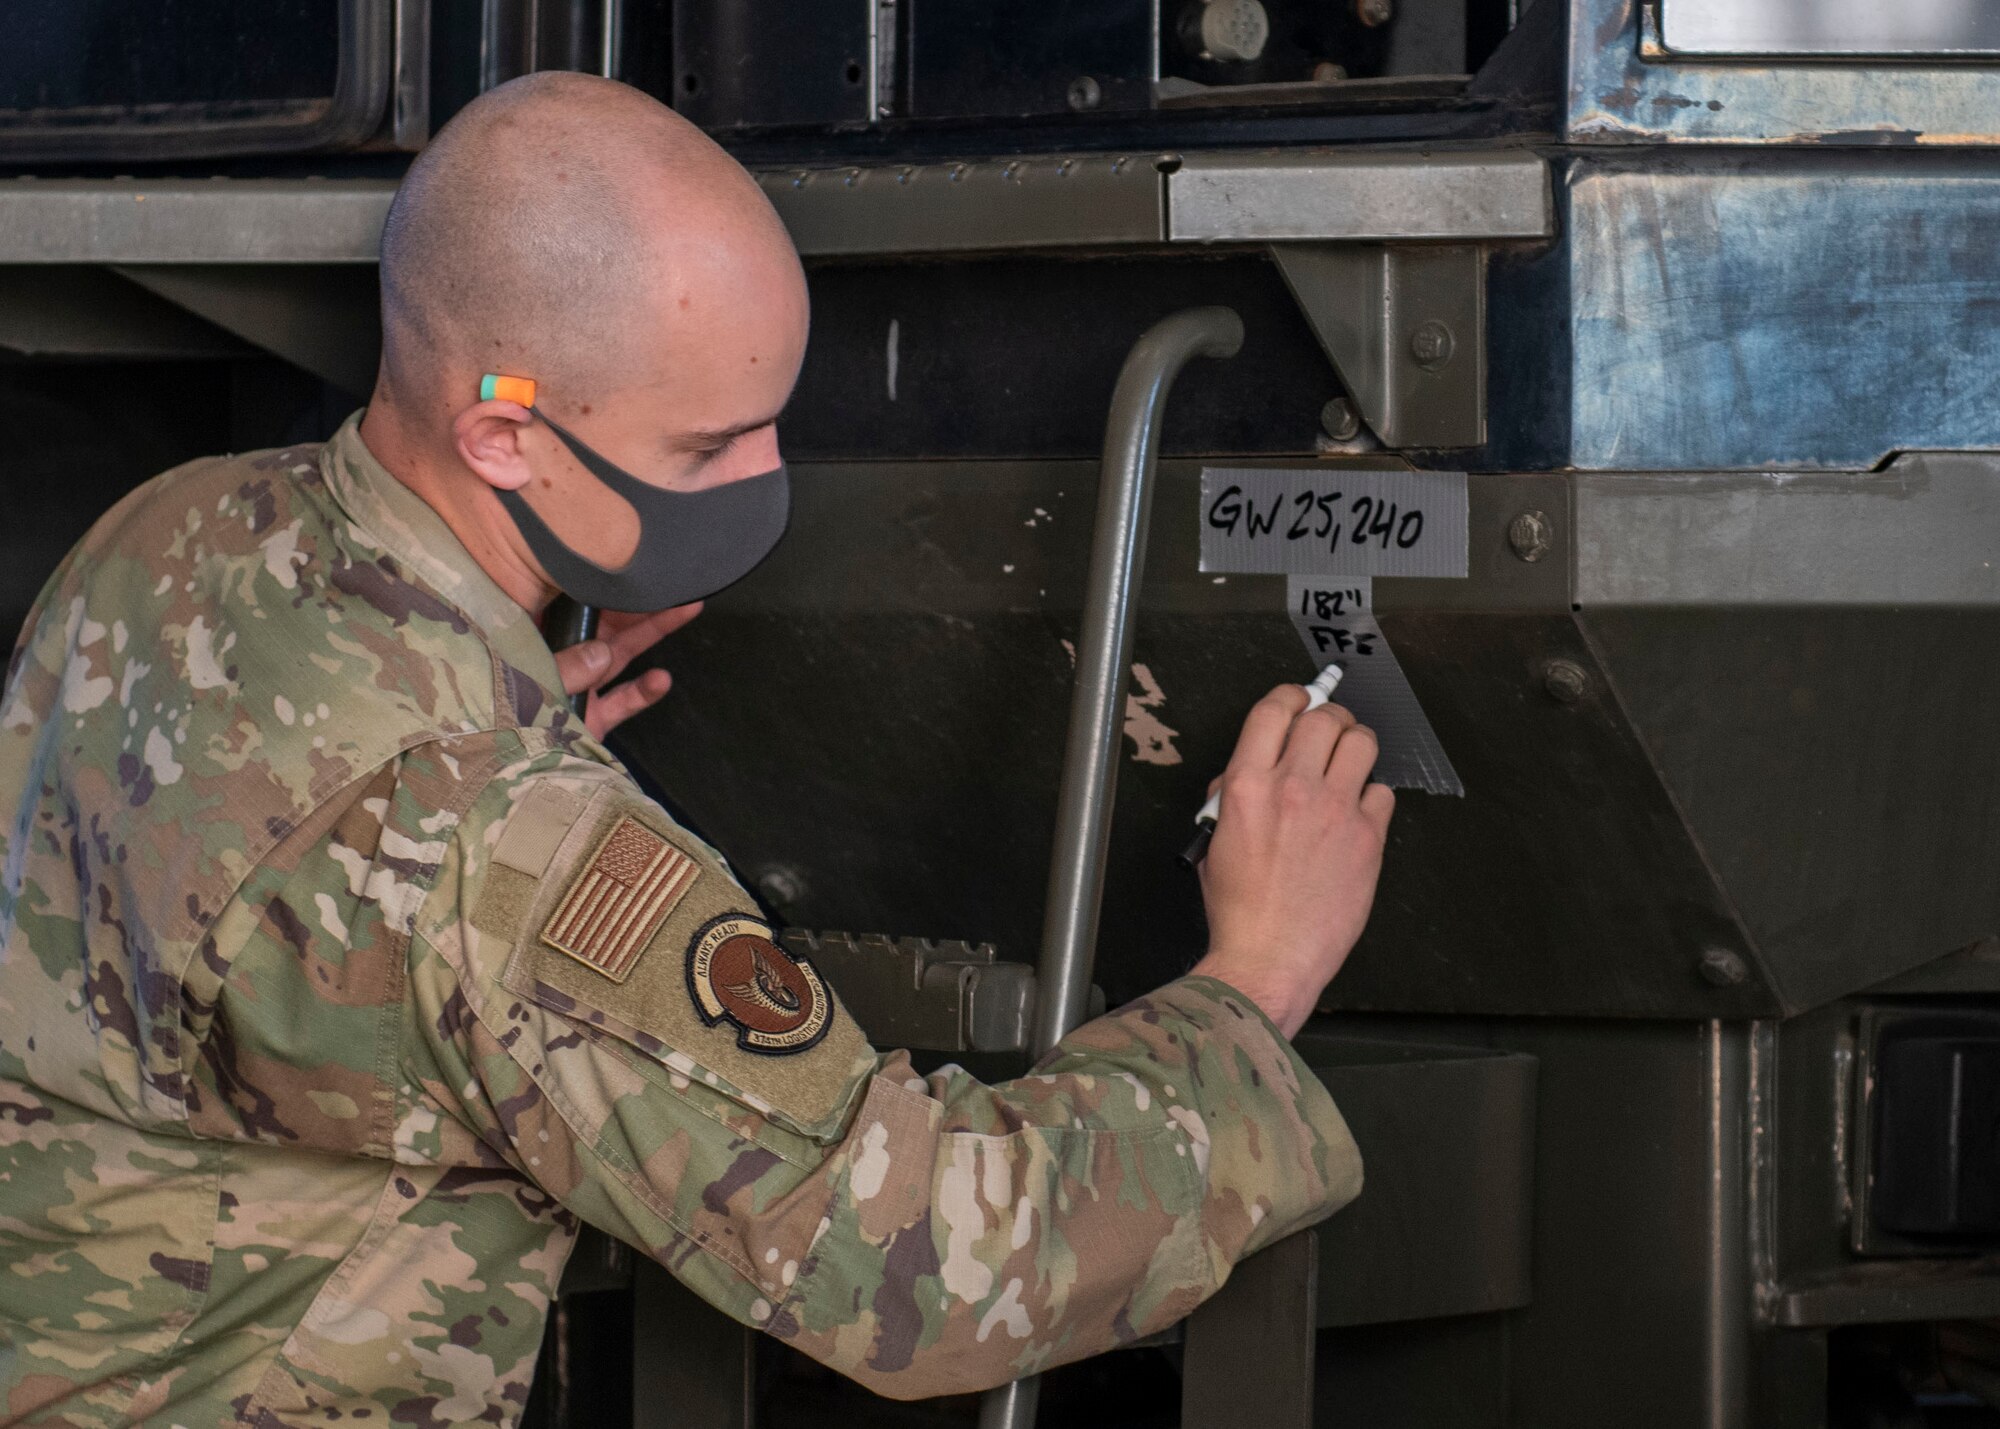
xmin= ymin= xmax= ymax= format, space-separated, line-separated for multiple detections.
xmin=495 ymin=794 xmax=874 ymax=1140
xmin=542 ymin=817 xmax=700 ymax=983
xmin=687 ymin=913 xmax=831 ymax=1055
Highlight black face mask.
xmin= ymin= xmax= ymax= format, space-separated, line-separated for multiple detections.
xmin=495 ymin=412 xmax=791 ymax=614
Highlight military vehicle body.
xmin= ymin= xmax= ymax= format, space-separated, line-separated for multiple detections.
xmin=3 ymin=1 xmax=1999 ymax=1424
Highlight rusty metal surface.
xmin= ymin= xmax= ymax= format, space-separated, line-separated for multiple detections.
xmin=1557 ymin=154 xmax=2000 ymax=469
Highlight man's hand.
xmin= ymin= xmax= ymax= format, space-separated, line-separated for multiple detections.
xmin=552 ymin=603 xmax=703 ymax=740
xmin=1189 ymin=684 xmax=1395 ymax=1038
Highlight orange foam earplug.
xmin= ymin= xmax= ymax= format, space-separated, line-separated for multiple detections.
xmin=479 ymin=373 xmax=537 ymax=408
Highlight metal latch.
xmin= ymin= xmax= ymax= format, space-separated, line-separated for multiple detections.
xmin=782 ymin=929 xmax=1103 ymax=1055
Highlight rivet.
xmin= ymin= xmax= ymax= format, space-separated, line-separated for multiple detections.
xmin=1320 ymin=397 xmax=1361 ymax=442
xmin=1697 ymin=948 xmax=1750 ymax=988
xmin=1541 ymin=659 xmax=1589 ymax=704
xmin=1410 ymin=320 xmax=1455 ymax=370
xmin=1508 ymin=510 xmax=1553 ymax=563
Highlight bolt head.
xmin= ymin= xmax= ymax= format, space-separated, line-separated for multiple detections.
xmin=1410 ymin=319 xmax=1455 ymax=370
xmin=1200 ymin=0 xmax=1270 ymax=62
xmin=1697 ymin=948 xmax=1750 ymax=988
xmin=1067 ymin=75 xmax=1103 ymax=111
xmin=1357 ymin=0 xmax=1394 ymax=27
xmin=1541 ymin=658 xmax=1589 ymax=704
xmin=1320 ymin=397 xmax=1362 ymax=442
xmin=1508 ymin=509 xmax=1553 ymax=563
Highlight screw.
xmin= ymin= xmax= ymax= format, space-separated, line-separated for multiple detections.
xmin=1541 ymin=659 xmax=1589 ymax=704
xmin=1508 ymin=510 xmax=1553 ymax=563
xmin=1320 ymin=397 xmax=1361 ymax=442
xmin=1068 ymin=75 xmax=1103 ymax=111
xmin=1410 ymin=320 xmax=1455 ymax=370
xmin=1356 ymin=0 xmax=1393 ymax=26
xmin=1697 ymin=948 xmax=1750 ymax=988
xmin=1311 ymin=60 xmax=1349 ymax=82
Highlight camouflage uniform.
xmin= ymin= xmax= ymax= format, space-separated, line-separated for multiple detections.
xmin=0 ymin=415 xmax=1362 ymax=1426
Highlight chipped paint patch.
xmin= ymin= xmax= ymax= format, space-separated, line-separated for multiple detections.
xmin=1123 ymin=663 xmax=1182 ymax=766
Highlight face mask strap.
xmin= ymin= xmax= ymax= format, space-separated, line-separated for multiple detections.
xmin=480 ymin=371 xmax=678 ymax=508
xmin=535 ymin=414 xmax=667 ymax=507
xmin=479 ymin=373 xmax=792 ymax=612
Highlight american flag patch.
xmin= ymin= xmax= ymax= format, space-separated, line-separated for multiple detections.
xmin=540 ymin=818 xmax=699 ymax=982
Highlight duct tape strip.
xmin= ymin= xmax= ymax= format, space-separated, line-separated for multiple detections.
xmin=1200 ymin=466 xmax=1468 ymax=578
xmin=1287 ymin=575 xmax=1463 ymax=797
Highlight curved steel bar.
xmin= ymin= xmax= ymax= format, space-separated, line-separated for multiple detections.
xmin=976 ymin=1372 xmax=1041 ymax=1429
xmin=1030 ymin=304 xmax=1244 ymax=1055
xmin=979 ymin=305 xmax=1243 ymax=1429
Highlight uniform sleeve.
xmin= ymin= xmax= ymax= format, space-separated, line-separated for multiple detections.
xmin=405 ymin=757 xmax=1361 ymax=1401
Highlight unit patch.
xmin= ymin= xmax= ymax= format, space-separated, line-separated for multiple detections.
xmin=540 ymin=816 xmax=700 ymax=982
xmin=686 ymin=913 xmax=832 ymax=1055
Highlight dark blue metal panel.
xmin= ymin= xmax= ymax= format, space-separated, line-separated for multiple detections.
xmin=1563 ymin=154 xmax=2000 ymax=469
xmin=1565 ymin=0 xmax=2000 ymax=146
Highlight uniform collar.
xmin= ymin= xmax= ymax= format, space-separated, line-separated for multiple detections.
xmin=320 ymin=412 xmax=567 ymax=708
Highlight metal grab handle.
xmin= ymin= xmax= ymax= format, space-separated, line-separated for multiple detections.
xmin=981 ymin=306 xmax=1245 ymax=1429
xmin=548 ymin=597 xmax=600 ymax=717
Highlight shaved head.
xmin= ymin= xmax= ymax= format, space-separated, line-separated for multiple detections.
xmin=361 ymin=71 xmax=811 ymax=615
xmin=378 ymin=71 xmax=794 ymax=418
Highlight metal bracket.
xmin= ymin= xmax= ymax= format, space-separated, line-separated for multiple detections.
xmin=112 ymin=264 xmax=383 ymax=398
xmin=1268 ymin=243 xmax=1487 ymax=450
xmin=1180 ymin=1230 xmax=1319 ymax=1429
xmin=781 ymin=929 xmax=1102 ymax=1054
xmin=0 ymin=267 xmax=248 ymax=360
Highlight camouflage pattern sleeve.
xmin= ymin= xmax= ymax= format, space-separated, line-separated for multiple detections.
xmin=409 ymin=753 xmax=1361 ymax=1401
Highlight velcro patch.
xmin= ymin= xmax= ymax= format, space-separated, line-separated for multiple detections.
xmin=541 ymin=816 xmax=699 ymax=982
xmin=498 ymin=794 xmax=876 ymax=1142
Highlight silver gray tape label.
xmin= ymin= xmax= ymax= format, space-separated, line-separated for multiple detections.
xmin=1287 ymin=576 xmax=1463 ymax=797
xmin=1200 ymin=467 xmax=1468 ymax=578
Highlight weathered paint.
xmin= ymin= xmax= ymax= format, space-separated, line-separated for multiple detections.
xmin=1564 ymin=157 xmax=2000 ymax=469
xmin=1566 ymin=0 xmax=2000 ymax=146
xmin=1122 ymin=662 xmax=1183 ymax=766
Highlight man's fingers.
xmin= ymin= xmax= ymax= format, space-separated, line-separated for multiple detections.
xmin=1326 ymin=721 xmax=1380 ymax=792
xmin=596 ymin=602 xmax=704 ymax=682
xmin=553 ymin=638 xmax=612 ymax=696
xmin=1359 ymin=780 xmax=1396 ymax=828
xmin=583 ymin=668 xmax=672 ymax=740
xmin=1226 ymin=685 xmax=1310 ymax=773
xmin=1277 ymin=704 xmax=1354 ymax=776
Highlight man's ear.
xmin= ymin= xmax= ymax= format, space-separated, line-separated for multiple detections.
xmin=453 ymin=400 xmax=537 ymax=492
